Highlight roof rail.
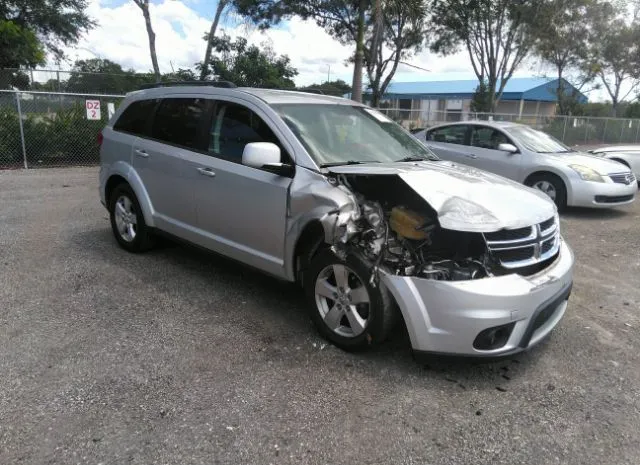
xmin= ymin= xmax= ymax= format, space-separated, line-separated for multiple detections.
xmin=296 ymin=88 xmax=324 ymax=95
xmin=139 ymin=81 xmax=237 ymax=90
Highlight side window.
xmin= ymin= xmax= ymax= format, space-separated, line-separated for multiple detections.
xmin=151 ymin=98 xmax=211 ymax=150
xmin=427 ymin=125 xmax=468 ymax=145
xmin=208 ymin=102 xmax=286 ymax=163
xmin=471 ymin=126 xmax=510 ymax=150
xmin=113 ymin=99 xmax=157 ymax=136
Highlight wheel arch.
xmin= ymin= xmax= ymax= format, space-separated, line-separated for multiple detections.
xmin=523 ymin=169 xmax=571 ymax=203
xmin=291 ymin=220 xmax=326 ymax=287
xmin=104 ymin=162 xmax=155 ymax=227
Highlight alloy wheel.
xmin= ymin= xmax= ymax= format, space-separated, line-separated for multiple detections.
xmin=314 ymin=264 xmax=371 ymax=338
xmin=114 ymin=195 xmax=137 ymax=242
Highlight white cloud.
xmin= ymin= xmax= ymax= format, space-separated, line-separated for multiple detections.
xmin=61 ymin=0 xmax=611 ymax=101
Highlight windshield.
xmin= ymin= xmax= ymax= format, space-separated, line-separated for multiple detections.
xmin=272 ymin=104 xmax=439 ymax=166
xmin=504 ymin=125 xmax=573 ymax=154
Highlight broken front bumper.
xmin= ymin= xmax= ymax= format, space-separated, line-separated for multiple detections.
xmin=382 ymin=240 xmax=574 ymax=357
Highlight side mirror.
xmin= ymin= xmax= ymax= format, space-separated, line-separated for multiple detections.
xmin=242 ymin=142 xmax=294 ymax=177
xmin=498 ymin=143 xmax=518 ymax=154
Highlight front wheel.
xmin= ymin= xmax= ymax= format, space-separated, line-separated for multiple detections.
xmin=526 ymin=174 xmax=567 ymax=211
xmin=304 ymin=249 xmax=397 ymax=351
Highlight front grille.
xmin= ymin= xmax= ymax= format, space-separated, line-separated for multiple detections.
xmin=484 ymin=226 xmax=532 ymax=242
xmin=594 ymin=194 xmax=635 ymax=203
xmin=609 ymin=172 xmax=636 ymax=185
xmin=484 ymin=215 xmax=560 ymax=270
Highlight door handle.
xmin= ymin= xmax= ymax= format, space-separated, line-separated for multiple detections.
xmin=197 ymin=167 xmax=216 ymax=177
xmin=464 ymin=153 xmax=478 ymax=159
xmin=134 ymin=148 xmax=149 ymax=158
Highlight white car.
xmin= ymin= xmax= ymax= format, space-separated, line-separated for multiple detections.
xmin=588 ymin=145 xmax=640 ymax=182
xmin=416 ymin=122 xmax=637 ymax=210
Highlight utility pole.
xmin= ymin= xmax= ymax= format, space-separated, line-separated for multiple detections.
xmin=327 ymin=64 xmax=331 ymax=83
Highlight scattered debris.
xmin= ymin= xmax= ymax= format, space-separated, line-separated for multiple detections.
xmin=496 ymin=386 xmax=508 ymax=392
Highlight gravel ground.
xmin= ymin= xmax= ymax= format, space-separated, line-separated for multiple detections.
xmin=1 ymin=167 xmax=639 ymax=465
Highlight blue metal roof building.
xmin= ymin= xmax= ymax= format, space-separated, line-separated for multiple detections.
xmin=366 ymin=77 xmax=588 ymax=103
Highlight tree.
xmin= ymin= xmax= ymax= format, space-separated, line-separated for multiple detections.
xmin=0 ymin=20 xmax=45 ymax=89
xmin=469 ymin=80 xmax=491 ymax=113
xmin=364 ymin=0 xmax=427 ymax=107
xmin=133 ymin=0 xmax=161 ymax=82
xmin=198 ymin=35 xmax=297 ymax=88
xmin=66 ymin=58 xmax=154 ymax=94
xmin=0 ymin=0 xmax=94 ymax=61
xmin=233 ymin=0 xmax=428 ymax=104
xmin=592 ymin=21 xmax=640 ymax=116
xmin=201 ymin=0 xmax=230 ymax=80
xmin=532 ymin=0 xmax=612 ymax=115
xmin=431 ymin=0 xmax=539 ymax=112
xmin=305 ymin=79 xmax=352 ymax=95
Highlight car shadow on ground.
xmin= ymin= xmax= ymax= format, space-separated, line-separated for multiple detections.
xmin=75 ymin=227 xmax=546 ymax=387
xmin=561 ymin=206 xmax=633 ymax=220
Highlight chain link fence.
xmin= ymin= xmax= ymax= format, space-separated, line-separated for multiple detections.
xmin=4 ymin=90 xmax=640 ymax=170
xmin=0 ymin=90 xmax=125 ymax=168
xmin=377 ymin=108 xmax=640 ymax=148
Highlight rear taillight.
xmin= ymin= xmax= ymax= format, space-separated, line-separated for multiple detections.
xmin=97 ymin=131 xmax=104 ymax=147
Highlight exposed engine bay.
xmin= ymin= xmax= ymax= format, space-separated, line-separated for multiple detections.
xmin=326 ymin=174 xmax=493 ymax=282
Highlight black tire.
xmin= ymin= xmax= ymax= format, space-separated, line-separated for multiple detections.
xmin=304 ymin=248 xmax=397 ymax=351
xmin=109 ymin=183 xmax=154 ymax=253
xmin=526 ymin=173 xmax=567 ymax=211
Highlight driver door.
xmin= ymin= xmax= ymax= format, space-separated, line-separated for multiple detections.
xmin=186 ymin=98 xmax=293 ymax=278
xmin=466 ymin=125 xmax=523 ymax=181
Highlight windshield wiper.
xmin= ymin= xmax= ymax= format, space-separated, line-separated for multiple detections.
xmin=320 ymin=160 xmax=378 ymax=167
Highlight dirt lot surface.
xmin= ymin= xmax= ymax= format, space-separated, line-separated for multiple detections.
xmin=1 ymin=167 xmax=639 ymax=465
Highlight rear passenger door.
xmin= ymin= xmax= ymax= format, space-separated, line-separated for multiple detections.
xmin=467 ymin=125 xmax=522 ymax=180
xmin=424 ymin=125 xmax=471 ymax=165
xmin=181 ymin=98 xmax=293 ymax=278
xmin=132 ymin=97 xmax=212 ymax=235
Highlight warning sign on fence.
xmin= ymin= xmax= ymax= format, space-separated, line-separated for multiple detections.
xmin=85 ymin=100 xmax=101 ymax=120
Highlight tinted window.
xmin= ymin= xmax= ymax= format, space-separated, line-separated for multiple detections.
xmin=113 ymin=99 xmax=157 ymax=136
xmin=209 ymin=102 xmax=283 ymax=162
xmin=427 ymin=125 xmax=468 ymax=145
xmin=151 ymin=98 xmax=210 ymax=150
xmin=470 ymin=126 xmax=511 ymax=150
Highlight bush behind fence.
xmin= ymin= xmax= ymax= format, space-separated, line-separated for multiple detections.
xmin=0 ymin=91 xmax=124 ymax=168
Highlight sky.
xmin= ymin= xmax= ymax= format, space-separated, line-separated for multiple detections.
xmin=58 ymin=0 xmax=613 ymax=101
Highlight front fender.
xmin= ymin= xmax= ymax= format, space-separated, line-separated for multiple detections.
xmin=104 ymin=161 xmax=156 ymax=228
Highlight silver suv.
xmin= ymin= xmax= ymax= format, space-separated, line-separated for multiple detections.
xmin=99 ymin=83 xmax=574 ymax=358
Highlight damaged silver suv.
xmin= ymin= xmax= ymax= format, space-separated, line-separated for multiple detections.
xmin=99 ymin=83 xmax=574 ymax=358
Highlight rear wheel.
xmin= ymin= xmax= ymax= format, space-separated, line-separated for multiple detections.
xmin=304 ymin=249 xmax=396 ymax=351
xmin=109 ymin=184 xmax=154 ymax=252
xmin=526 ymin=173 xmax=567 ymax=210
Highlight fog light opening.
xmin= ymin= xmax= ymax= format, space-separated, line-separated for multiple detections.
xmin=473 ymin=323 xmax=516 ymax=350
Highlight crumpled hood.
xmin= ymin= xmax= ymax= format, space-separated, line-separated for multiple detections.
xmin=327 ymin=161 xmax=556 ymax=232
xmin=550 ymin=151 xmax=632 ymax=174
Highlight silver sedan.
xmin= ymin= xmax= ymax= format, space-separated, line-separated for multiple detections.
xmin=415 ymin=121 xmax=638 ymax=209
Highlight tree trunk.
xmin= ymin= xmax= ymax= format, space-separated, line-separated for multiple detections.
xmin=140 ymin=1 xmax=160 ymax=82
xmin=200 ymin=0 xmax=227 ymax=81
xmin=351 ymin=0 xmax=366 ymax=103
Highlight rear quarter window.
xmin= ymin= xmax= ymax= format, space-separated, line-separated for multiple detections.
xmin=113 ymin=99 xmax=158 ymax=136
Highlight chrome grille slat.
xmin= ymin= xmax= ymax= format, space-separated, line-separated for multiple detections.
xmin=484 ymin=215 xmax=560 ymax=270
xmin=609 ymin=172 xmax=636 ymax=185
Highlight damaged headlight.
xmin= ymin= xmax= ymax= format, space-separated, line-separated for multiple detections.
xmin=438 ymin=197 xmax=502 ymax=232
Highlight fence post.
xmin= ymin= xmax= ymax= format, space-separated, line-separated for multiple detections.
xmin=561 ymin=116 xmax=568 ymax=143
xmin=620 ymin=120 xmax=625 ymax=143
xmin=15 ymin=92 xmax=28 ymax=169
xmin=636 ymin=121 xmax=640 ymax=143
xmin=602 ymin=118 xmax=608 ymax=143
